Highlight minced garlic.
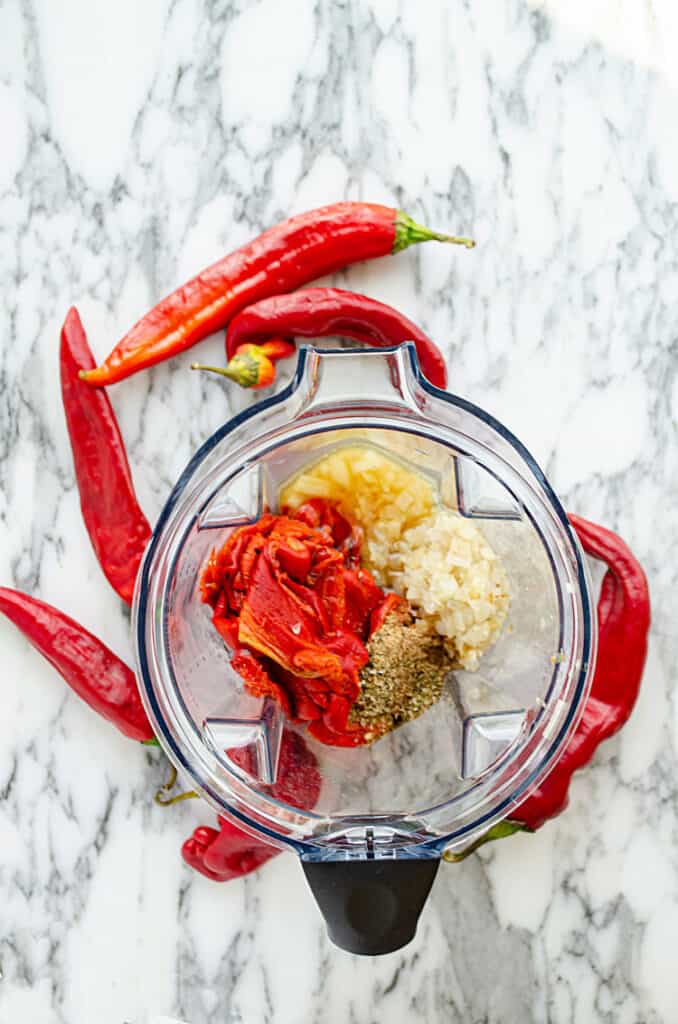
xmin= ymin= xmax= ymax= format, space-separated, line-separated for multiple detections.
xmin=387 ymin=507 xmax=509 ymax=670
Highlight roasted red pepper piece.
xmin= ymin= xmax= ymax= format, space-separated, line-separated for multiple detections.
xmin=201 ymin=506 xmax=390 ymax=744
xmin=80 ymin=204 xmax=473 ymax=386
xmin=275 ymin=537 xmax=313 ymax=580
xmin=0 ymin=587 xmax=154 ymax=742
xmin=342 ymin=570 xmax=392 ymax=636
xmin=225 ymin=287 xmax=449 ymax=389
xmin=238 ymin=549 xmax=348 ymax=680
xmin=286 ymin=498 xmax=364 ymax=570
xmin=212 ymin=614 xmax=239 ymax=648
xmin=370 ymin=593 xmax=409 ymax=635
xmin=230 ymin=648 xmax=293 ymax=718
xmin=60 ymin=308 xmax=151 ymax=605
xmin=182 ymin=730 xmax=321 ymax=882
xmin=308 ymin=717 xmax=389 ymax=747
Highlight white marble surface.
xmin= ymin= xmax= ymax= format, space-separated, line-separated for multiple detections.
xmin=0 ymin=0 xmax=676 ymax=1021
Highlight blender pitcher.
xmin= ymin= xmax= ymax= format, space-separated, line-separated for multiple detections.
xmin=134 ymin=344 xmax=595 ymax=956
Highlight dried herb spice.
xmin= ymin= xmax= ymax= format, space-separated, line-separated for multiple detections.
xmin=351 ymin=611 xmax=452 ymax=736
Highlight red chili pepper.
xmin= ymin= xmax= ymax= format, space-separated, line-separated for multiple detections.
xmin=224 ymin=287 xmax=448 ymax=389
xmin=182 ymin=822 xmax=278 ymax=882
xmin=60 ymin=308 xmax=151 ymax=605
xmin=446 ymin=515 xmax=650 ymax=860
xmin=182 ymin=729 xmax=321 ymax=882
xmin=0 ymin=587 xmax=154 ymax=742
xmin=512 ymin=514 xmax=650 ymax=829
xmin=257 ymin=339 xmax=297 ymax=361
xmin=79 ymin=203 xmax=473 ymax=386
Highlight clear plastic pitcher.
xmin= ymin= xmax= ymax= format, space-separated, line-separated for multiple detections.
xmin=134 ymin=345 xmax=595 ymax=955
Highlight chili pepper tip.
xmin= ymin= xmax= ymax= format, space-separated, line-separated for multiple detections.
xmin=428 ymin=233 xmax=475 ymax=249
xmin=191 ymin=362 xmax=237 ymax=378
xmin=155 ymin=788 xmax=200 ymax=806
xmin=77 ymin=366 xmax=105 ymax=385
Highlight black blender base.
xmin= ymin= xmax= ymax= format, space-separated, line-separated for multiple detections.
xmin=302 ymin=856 xmax=440 ymax=956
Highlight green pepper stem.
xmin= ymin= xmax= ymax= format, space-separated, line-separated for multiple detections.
xmin=192 ymin=356 xmax=261 ymax=388
xmin=394 ymin=210 xmax=475 ymax=253
xmin=154 ymin=761 xmax=199 ymax=807
xmin=191 ymin=362 xmax=239 ymax=381
xmin=155 ymin=788 xmax=199 ymax=806
xmin=442 ymin=820 xmax=529 ymax=862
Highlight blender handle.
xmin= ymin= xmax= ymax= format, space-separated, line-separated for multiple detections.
xmin=301 ymin=855 xmax=440 ymax=956
xmin=294 ymin=343 xmax=422 ymax=415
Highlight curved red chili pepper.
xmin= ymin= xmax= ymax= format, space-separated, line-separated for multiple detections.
xmin=258 ymin=339 xmax=297 ymax=361
xmin=510 ymin=514 xmax=650 ymax=830
xmin=0 ymin=587 xmax=154 ymax=742
xmin=80 ymin=204 xmax=472 ymax=386
xmin=444 ymin=515 xmax=650 ymax=862
xmin=60 ymin=308 xmax=151 ymax=605
xmin=224 ymin=287 xmax=448 ymax=389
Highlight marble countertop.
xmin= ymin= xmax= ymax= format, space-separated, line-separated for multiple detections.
xmin=1 ymin=1 xmax=676 ymax=1021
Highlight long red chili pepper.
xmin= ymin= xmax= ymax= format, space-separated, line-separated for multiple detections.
xmin=0 ymin=585 xmax=281 ymax=878
xmin=80 ymin=203 xmax=473 ymax=387
xmin=223 ymin=287 xmax=448 ymax=389
xmin=446 ymin=514 xmax=650 ymax=859
xmin=512 ymin=514 xmax=650 ymax=829
xmin=60 ymin=308 xmax=151 ymax=605
xmin=0 ymin=587 xmax=154 ymax=742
